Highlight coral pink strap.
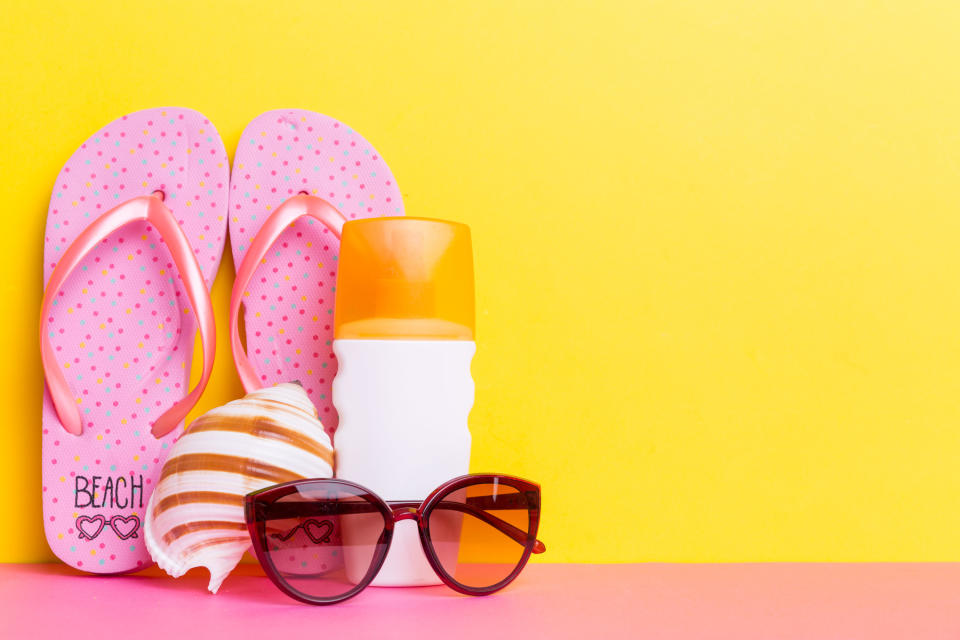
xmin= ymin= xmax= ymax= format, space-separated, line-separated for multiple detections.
xmin=230 ymin=195 xmax=347 ymax=391
xmin=40 ymin=195 xmax=216 ymax=438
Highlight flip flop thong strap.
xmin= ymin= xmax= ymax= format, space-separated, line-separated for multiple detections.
xmin=39 ymin=195 xmax=216 ymax=438
xmin=230 ymin=195 xmax=346 ymax=392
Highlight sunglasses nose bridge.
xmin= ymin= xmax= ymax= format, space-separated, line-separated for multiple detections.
xmin=390 ymin=505 xmax=420 ymax=523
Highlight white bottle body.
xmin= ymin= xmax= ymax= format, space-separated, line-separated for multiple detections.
xmin=333 ymin=338 xmax=474 ymax=586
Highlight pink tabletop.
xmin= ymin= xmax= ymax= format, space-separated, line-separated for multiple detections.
xmin=1 ymin=563 xmax=959 ymax=639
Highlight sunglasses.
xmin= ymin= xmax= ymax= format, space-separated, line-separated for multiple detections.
xmin=244 ymin=474 xmax=545 ymax=604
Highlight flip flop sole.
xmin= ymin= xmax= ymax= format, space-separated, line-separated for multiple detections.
xmin=42 ymin=108 xmax=229 ymax=572
xmin=229 ymin=110 xmax=404 ymax=435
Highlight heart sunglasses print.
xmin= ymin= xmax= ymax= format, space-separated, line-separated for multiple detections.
xmin=270 ymin=518 xmax=334 ymax=544
xmin=75 ymin=514 xmax=140 ymax=540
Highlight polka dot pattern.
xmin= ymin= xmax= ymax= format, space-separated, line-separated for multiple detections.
xmin=229 ymin=110 xmax=404 ymax=436
xmin=41 ymin=108 xmax=229 ymax=573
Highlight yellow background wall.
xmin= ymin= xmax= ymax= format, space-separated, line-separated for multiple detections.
xmin=2 ymin=1 xmax=960 ymax=563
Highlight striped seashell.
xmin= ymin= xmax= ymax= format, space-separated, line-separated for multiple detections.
xmin=144 ymin=382 xmax=333 ymax=593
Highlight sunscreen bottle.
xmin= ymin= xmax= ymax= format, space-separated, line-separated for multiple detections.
xmin=333 ymin=217 xmax=474 ymax=586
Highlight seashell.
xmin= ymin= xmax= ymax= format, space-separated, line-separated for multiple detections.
xmin=144 ymin=382 xmax=333 ymax=593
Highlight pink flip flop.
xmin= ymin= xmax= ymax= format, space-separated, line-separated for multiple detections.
xmin=40 ymin=108 xmax=229 ymax=573
xmin=228 ymin=110 xmax=404 ymax=435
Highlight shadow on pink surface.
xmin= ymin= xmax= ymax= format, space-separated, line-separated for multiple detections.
xmin=1 ymin=563 xmax=959 ymax=639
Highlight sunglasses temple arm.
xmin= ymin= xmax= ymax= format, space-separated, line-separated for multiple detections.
xmin=260 ymin=502 xmax=378 ymax=519
xmin=260 ymin=499 xmax=546 ymax=554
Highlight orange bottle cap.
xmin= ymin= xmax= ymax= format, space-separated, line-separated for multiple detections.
xmin=334 ymin=217 xmax=475 ymax=340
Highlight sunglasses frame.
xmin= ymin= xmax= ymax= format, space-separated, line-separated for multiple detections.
xmin=245 ymin=473 xmax=543 ymax=605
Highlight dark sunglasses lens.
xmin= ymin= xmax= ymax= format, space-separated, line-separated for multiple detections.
xmin=426 ymin=481 xmax=534 ymax=590
xmin=257 ymin=482 xmax=388 ymax=602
